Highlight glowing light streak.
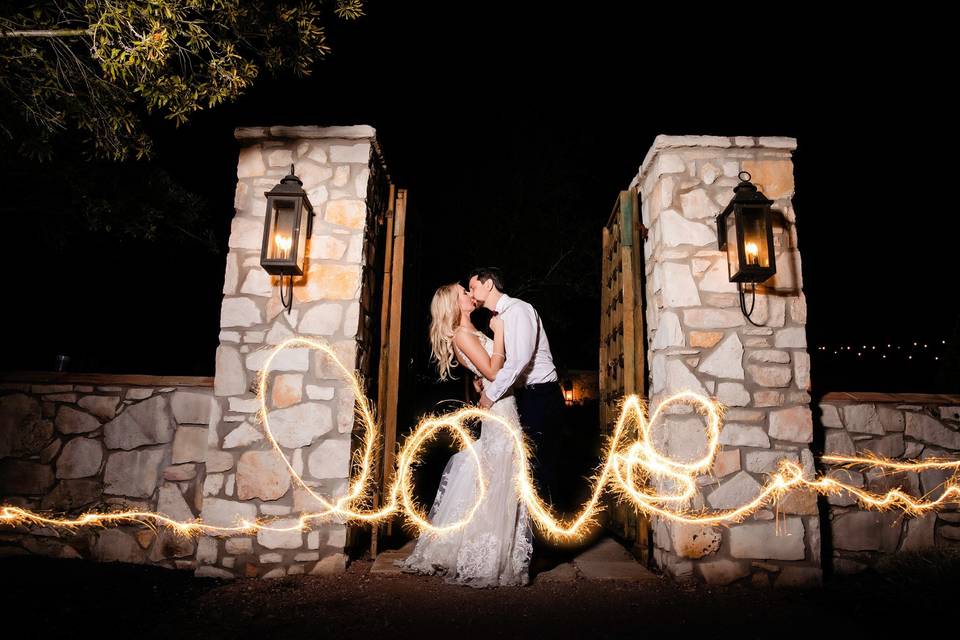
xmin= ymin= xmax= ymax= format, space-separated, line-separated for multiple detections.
xmin=2 ymin=338 xmax=959 ymax=546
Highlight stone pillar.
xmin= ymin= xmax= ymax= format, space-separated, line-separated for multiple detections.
xmin=199 ymin=125 xmax=388 ymax=579
xmin=635 ymin=135 xmax=821 ymax=588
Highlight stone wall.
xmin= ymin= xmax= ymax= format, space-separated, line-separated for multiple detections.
xmin=0 ymin=375 xmax=215 ymax=567
xmin=817 ymin=392 xmax=960 ymax=573
xmin=202 ymin=125 xmax=389 ymax=579
xmin=634 ymin=135 xmax=821 ymax=587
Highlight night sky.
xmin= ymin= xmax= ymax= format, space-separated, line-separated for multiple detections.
xmin=2 ymin=5 xmax=957 ymax=397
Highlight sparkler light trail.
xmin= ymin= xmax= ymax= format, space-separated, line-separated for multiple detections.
xmin=2 ymin=337 xmax=959 ymax=546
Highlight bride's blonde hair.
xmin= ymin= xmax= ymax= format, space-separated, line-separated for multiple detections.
xmin=429 ymin=283 xmax=462 ymax=381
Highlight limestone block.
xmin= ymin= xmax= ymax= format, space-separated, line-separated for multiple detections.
xmin=329 ymin=143 xmax=371 ymax=163
xmin=325 ymin=200 xmax=367 ymax=230
xmin=236 ymin=451 xmax=292 ymax=501
xmin=308 ymin=438 xmax=352 ymax=479
xmin=690 ymin=331 xmax=724 ymax=348
xmin=311 ymin=235 xmax=348 ymax=260
xmin=841 ymin=404 xmax=885 ymax=435
xmin=271 ymin=373 xmax=303 ymax=409
xmin=246 ymin=347 xmax=310 ymax=372
xmin=905 ymin=412 xmax=960 ymax=449
xmin=671 ymin=523 xmax=721 ymax=559
xmin=293 ymin=263 xmax=362 ymax=302
xmin=172 ymin=426 xmax=208 ymax=464
xmin=744 ymin=450 xmax=799 ymax=473
xmin=158 ymin=483 xmax=195 ymax=522
xmin=661 ymin=262 xmax=701 ymax=307
xmin=56 ymin=437 xmax=103 ymax=479
xmin=77 ymin=396 xmax=120 ymax=420
xmin=718 ymin=424 xmax=770 ymax=448
xmin=698 ymin=333 xmax=744 ymax=379
xmin=237 ymin=146 xmax=266 ymax=178
xmin=54 ymin=405 xmax=100 ymax=435
xmin=266 ymin=402 xmax=334 ymax=448
xmin=729 ymin=518 xmax=805 ymax=560
xmin=221 ymin=297 xmax=263 ymax=327
xmin=769 ymin=406 xmax=813 ymax=443
xmin=200 ymin=497 xmax=258 ymax=531
xmin=227 ymin=217 xmax=264 ymax=250
xmin=215 ymin=346 xmax=247 ymax=396
xmin=240 ymin=269 xmax=274 ymax=297
xmin=746 ymin=364 xmax=791 ymax=387
xmin=103 ymin=449 xmax=165 ymax=498
xmin=679 ymin=188 xmax=718 ymax=220
xmin=92 ymin=529 xmax=147 ymax=564
xmin=707 ymin=471 xmax=762 ymax=509
xmin=255 ymin=517 xmax=303 ymax=549
xmin=103 ymin=395 xmax=175 ymax=450
xmin=683 ymin=308 xmax=745 ymax=329
xmin=660 ymin=209 xmax=716 ymax=247
xmin=717 ymin=382 xmax=750 ymax=407
xmin=299 ymin=303 xmax=344 ymax=335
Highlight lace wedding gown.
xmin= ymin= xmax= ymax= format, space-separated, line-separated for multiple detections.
xmin=394 ymin=329 xmax=534 ymax=587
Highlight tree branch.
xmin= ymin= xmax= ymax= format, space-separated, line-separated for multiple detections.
xmin=0 ymin=29 xmax=92 ymax=38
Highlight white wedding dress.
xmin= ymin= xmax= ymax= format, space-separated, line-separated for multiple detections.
xmin=394 ymin=329 xmax=534 ymax=587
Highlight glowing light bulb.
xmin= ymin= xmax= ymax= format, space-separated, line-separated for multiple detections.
xmin=273 ymin=233 xmax=293 ymax=260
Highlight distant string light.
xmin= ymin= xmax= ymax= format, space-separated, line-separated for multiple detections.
xmin=812 ymin=338 xmax=950 ymax=362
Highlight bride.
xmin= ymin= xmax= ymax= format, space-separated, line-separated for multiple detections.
xmin=394 ymin=282 xmax=534 ymax=587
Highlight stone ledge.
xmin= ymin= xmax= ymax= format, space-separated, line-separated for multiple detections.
xmin=234 ymin=125 xmax=377 ymax=141
xmin=820 ymin=391 xmax=960 ymax=404
xmin=634 ymin=134 xmax=798 ymax=186
xmin=0 ymin=371 xmax=214 ymax=387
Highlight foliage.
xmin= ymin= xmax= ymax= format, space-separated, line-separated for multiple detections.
xmin=0 ymin=0 xmax=365 ymax=160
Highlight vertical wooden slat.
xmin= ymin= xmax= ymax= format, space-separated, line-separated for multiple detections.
xmin=599 ymin=228 xmax=610 ymax=430
xmin=369 ymin=184 xmax=397 ymax=560
xmin=382 ymin=188 xmax=407 ymax=537
xmin=620 ymin=191 xmax=636 ymax=397
xmin=630 ymin=187 xmax=647 ymax=398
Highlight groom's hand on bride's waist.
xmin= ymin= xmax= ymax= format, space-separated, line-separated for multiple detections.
xmin=479 ymin=392 xmax=493 ymax=409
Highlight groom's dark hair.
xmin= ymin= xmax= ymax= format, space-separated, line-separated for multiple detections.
xmin=469 ymin=267 xmax=505 ymax=293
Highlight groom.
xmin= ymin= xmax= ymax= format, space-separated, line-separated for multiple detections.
xmin=467 ymin=267 xmax=565 ymax=511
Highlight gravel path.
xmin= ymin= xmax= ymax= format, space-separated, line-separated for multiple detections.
xmin=3 ymin=552 xmax=955 ymax=638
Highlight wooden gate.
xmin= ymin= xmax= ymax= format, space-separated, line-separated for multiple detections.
xmin=369 ymin=186 xmax=407 ymax=558
xmin=599 ymin=188 xmax=650 ymax=562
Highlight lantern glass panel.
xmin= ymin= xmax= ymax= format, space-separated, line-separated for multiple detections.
xmin=267 ymin=199 xmax=298 ymax=262
xmin=294 ymin=202 xmax=309 ymax=272
xmin=725 ymin=214 xmax=740 ymax=278
xmin=739 ymin=205 xmax=770 ymax=269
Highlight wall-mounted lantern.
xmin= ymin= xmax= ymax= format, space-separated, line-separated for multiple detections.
xmin=563 ymin=379 xmax=574 ymax=406
xmin=260 ymin=165 xmax=315 ymax=314
xmin=715 ymin=171 xmax=776 ymax=325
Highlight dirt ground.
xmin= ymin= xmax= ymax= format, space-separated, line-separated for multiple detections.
xmin=3 ymin=550 xmax=957 ymax=639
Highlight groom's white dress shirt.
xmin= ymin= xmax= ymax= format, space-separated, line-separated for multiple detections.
xmin=484 ymin=293 xmax=558 ymax=402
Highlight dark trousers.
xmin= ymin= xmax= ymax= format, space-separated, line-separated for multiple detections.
xmin=514 ymin=380 xmax=565 ymax=510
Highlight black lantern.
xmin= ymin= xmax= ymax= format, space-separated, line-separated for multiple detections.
xmin=715 ymin=171 xmax=777 ymax=325
xmin=260 ymin=165 xmax=315 ymax=314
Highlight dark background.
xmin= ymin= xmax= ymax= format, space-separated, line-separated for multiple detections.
xmin=2 ymin=4 xmax=957 ymax=398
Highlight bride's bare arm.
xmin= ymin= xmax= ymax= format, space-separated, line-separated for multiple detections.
xmin=453 ymin=328 xmax=505 ymax=382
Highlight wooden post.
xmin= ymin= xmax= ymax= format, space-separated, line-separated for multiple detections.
xmin=383 ymin=188 xmax=407 ymax=537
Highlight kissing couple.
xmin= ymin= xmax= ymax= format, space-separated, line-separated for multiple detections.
xmin=394 ymin=267 xmax=565 ymax=587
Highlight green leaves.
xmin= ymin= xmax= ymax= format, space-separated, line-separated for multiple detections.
xmin=0 ymin=0 xmax=365 ymax=160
